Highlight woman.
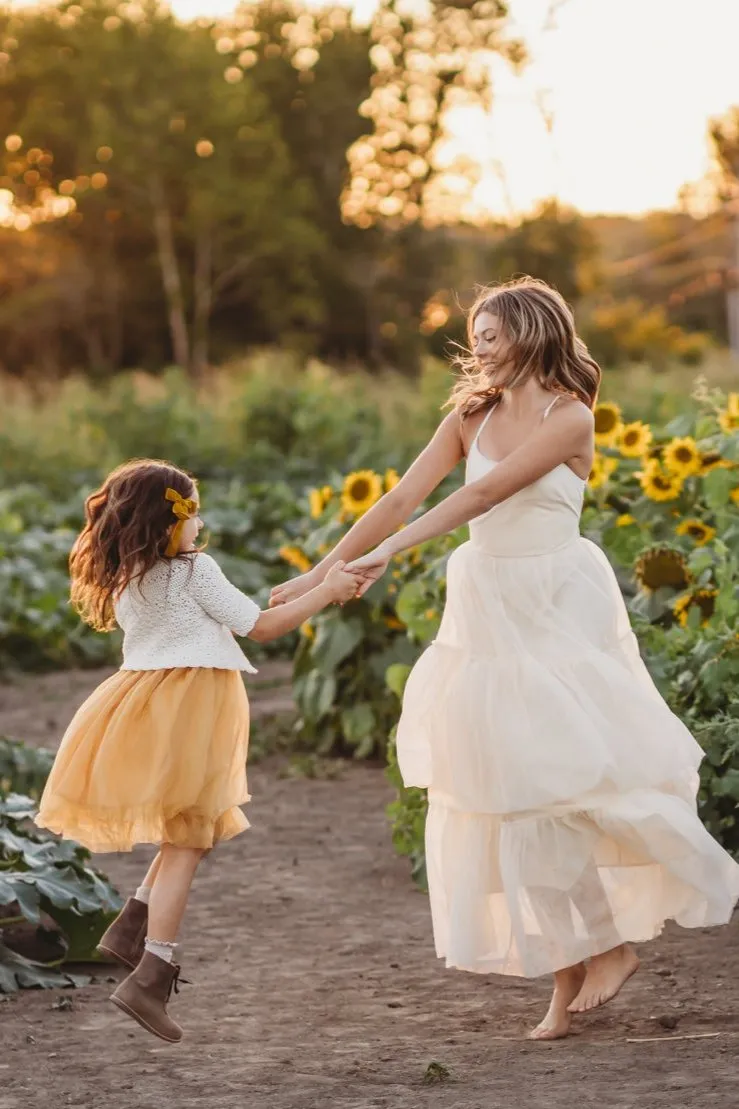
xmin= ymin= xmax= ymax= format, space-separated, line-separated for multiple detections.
xmin=270 ymin=278 xmax=739 ymax=1040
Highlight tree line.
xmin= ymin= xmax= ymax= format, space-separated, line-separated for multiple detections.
xmin=0 ymin=0 xmax=736 ymax=379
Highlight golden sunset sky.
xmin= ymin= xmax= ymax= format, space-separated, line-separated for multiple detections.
xmin=9 ymin=0 xmax=739 ymax=217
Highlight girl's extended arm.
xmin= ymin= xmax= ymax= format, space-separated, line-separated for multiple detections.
xmin=187 ymin=553 xmax=360 ymax=643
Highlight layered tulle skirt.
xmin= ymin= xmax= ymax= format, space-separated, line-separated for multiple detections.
xmin=397 ymin=536 xmax=739 ymax=978
xmin=35 ymin=668 xmax=251 ymax=853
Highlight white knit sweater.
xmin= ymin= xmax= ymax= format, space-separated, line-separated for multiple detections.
xmin=115 ymin=553 xmax=261 ymax=673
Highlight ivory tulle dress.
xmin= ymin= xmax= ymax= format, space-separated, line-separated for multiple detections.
xmin=396 ymin=405 xmax=739 ymax=979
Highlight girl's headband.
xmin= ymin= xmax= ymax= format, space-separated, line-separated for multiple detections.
xmin=164 ymin=487 xmax=198 ymax=557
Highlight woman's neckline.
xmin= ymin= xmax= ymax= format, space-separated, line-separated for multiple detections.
xmin=470 ymin=438 xmax=587 ymax=484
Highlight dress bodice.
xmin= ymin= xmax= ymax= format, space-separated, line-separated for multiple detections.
xmin=464 ymin=406 xmax=585 ymax=558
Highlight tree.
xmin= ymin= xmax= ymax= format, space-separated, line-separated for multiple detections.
xmin=0 ymin=0 xmax=324 ymax=377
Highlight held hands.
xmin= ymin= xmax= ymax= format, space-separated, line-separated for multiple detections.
xmin=344 ymin=544 xmax=392 ymax=598
xmin=268 ymin=546 xmax=393 ymax=609
xmin=268 ymin=568 xmax=320 ymax=608
xmin=323 ymin=561 xmax=364 ymax=606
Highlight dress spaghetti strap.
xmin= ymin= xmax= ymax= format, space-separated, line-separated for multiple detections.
xmin=470 ymin=405 xmax=495 ymax=452
xmin=542 ymin=395 xmax=561 ymax=421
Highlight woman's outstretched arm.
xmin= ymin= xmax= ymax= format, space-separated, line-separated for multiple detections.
xmin=347 ymin=403 xmax=593 ymax=587
xmin=269 ymin=412 xmax=465 ymax=606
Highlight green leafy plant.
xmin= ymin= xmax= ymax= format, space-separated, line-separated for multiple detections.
xmin=0 ymin=744 xmax=123 ymax=992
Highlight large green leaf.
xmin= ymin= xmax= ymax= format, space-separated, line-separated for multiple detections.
xmin=386 ymin=663 xmax=411 ymax=699
xmin=311 ymin=617 xmax=364 ymax=675
xmin=0 ymin=874 xmax=41 ymax=922
xmin=340 ymin=703 xmax=376 ymax=752
xmin=297 ymin=669 xmax=337 ymax=721
xmin=0 ymin=942 xmax=91 ymax=993
xmin=703 ymin=468 xmax=734 ymax=509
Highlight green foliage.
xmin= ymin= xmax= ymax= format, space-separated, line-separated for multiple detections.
xmin=0 ymin=750 xmax=123 ymax=992
xmin=289 ymin=468 xmax=459 ymax=758
xmin=0 ymin=737 xmax=54 ymax=799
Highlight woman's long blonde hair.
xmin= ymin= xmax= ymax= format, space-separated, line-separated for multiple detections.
xmin=446 ymin=277 xmax=601 ymax=417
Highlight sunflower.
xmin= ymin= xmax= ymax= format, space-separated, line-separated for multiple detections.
xmin=308 ymin=488 xmax=326 ymax=519
xmin=635 ymin=546 xmax=690 ymax=593
xmin=385 ymin=468 xmax=400 ymax=492
xmin=618 ymin=421 xmax=652 ymax=458
xmin=300 ymin=621 xmax=315 ymax=640
xmin=384 ymin=615 xmax=405 ymax=631
xmin=638 ymin=460 xmax=683 ymax=502
xmin=676 ymin=518 xmax=716 ymax=546
xmin=718 ymin=393 xmax=739 ymax=434
xmin=673 ymin=589 xmax=718 ymax=628
xmin=616 ymin=513 xmax=636 ymax=527
xmin=341 ymin=470 xmax=383 ymax=517
xmin=731 ymin=487 xmax=739 ymax=506
xmin=700 ymin=451 xmax=726 ymax=474
xmin=424 ymin=607 xmax=438 ymax=620
xmin=588 ymin=453 xmax=618 ymax=489
xmin=593 ymin=402 xmax=623 ymax=447
xmin=663 ymin=437 xmax=701 ymax=477
xmin=279 ymin=545 xmax=312 ymax=573
xmin=321 ymin=484 xmax=334 ymax=501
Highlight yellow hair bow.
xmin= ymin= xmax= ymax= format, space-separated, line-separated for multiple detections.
xmin=164 ymin=487 xmax=198 ymax=557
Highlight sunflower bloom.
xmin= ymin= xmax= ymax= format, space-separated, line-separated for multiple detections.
xmin=700 ymin=452 xmax=727 ymax=474
xmin=731 ymin=487 xmax=739 ymax=506
xmin=663 ymin=437 xmax=701 ymax=477
xmin=635 ymin=546 xmax=690 ymax=593
xmin=588 ymin=454 xmax=618 ymax=489
xmin=300 ymin=621 xmax=315 ymax=640
xmin=385 ymin=468 xmax=400 ymax=492
xmin=673 ymin=589 xmax=718 ymax=628
xmin=676 ymin=519 xmax=716 ymax=546
xmin=616 ymin=513 xmax=636 ymax=527
xmin=718 ymin=393 xmax=739 ymax=434
xmin=384 ymin=615 xmax=405 ymax=631
xmin=341 ymin=470 xmax=383 ymax=517
xmin=279 ymin=545 xmax=312 ymax=573
xmin=638 ymin=461 xmax=683 ymax=502
xmin=593 ymin=402 xmax=623 ymax=447
xmin=618 ymin=421 xmax=652 ymax=458
xmin=308 ymin=488 xmax=325 ymax=519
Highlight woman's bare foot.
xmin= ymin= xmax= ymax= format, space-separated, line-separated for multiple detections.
xmin=567 ymin=945 xmax=640 ymax=1013
xmin=528 ymin=963 xmax=587 ymax=1041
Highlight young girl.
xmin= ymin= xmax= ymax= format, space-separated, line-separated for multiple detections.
xmin=35 ymin=458 xmax=361 ymax=1044
xmin=271 ymin=278 xmax=739 ymax=1040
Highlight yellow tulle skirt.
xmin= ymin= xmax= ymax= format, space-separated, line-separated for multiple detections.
xmin=35 ymin=668 xmax=251 ymax=853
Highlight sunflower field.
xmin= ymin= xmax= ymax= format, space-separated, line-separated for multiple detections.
xmin=282 ymin=387 xmax=739 ymax=871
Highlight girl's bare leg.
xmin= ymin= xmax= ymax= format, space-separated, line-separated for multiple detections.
xmin=529 ymin=963 xmax=587 ymax=1040
xmin=146 ymin=844 xmax=206 ymax=945
xmin=137 ymin=850 xmax=163 ymax=896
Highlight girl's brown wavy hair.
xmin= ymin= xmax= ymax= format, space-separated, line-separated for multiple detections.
xmin=70 ymin=459 xmax=198 ymax=632
xmin=446 ymin=277 xmax=601 ymax=418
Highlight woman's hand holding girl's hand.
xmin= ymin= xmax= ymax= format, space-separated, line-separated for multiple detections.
xmin=269 ymin=567 xmax=322 ymax=608
xmin=323 ymin=561 xmax=362 ymax=605
xmin=345 ymin=544 xmax=393 ymax=597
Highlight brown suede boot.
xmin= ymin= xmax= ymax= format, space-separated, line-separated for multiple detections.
xmin=110 ymin=950 xmax=183 ymax=1043
xmin=97 ymin=897 xmax=147 ymax=969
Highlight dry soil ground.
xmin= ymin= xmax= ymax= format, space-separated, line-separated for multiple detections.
xmin=1 ymin=668 xmax=737 ymax=1109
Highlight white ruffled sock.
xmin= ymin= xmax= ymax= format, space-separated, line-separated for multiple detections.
xmin=145 ymin=937 xmax=178 ymax=964
xmin=134 ymin=885 xmax=151 ymax=905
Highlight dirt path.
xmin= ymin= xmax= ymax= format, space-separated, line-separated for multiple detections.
xmin=1 ymin=671 xmax=738 ymax=1109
